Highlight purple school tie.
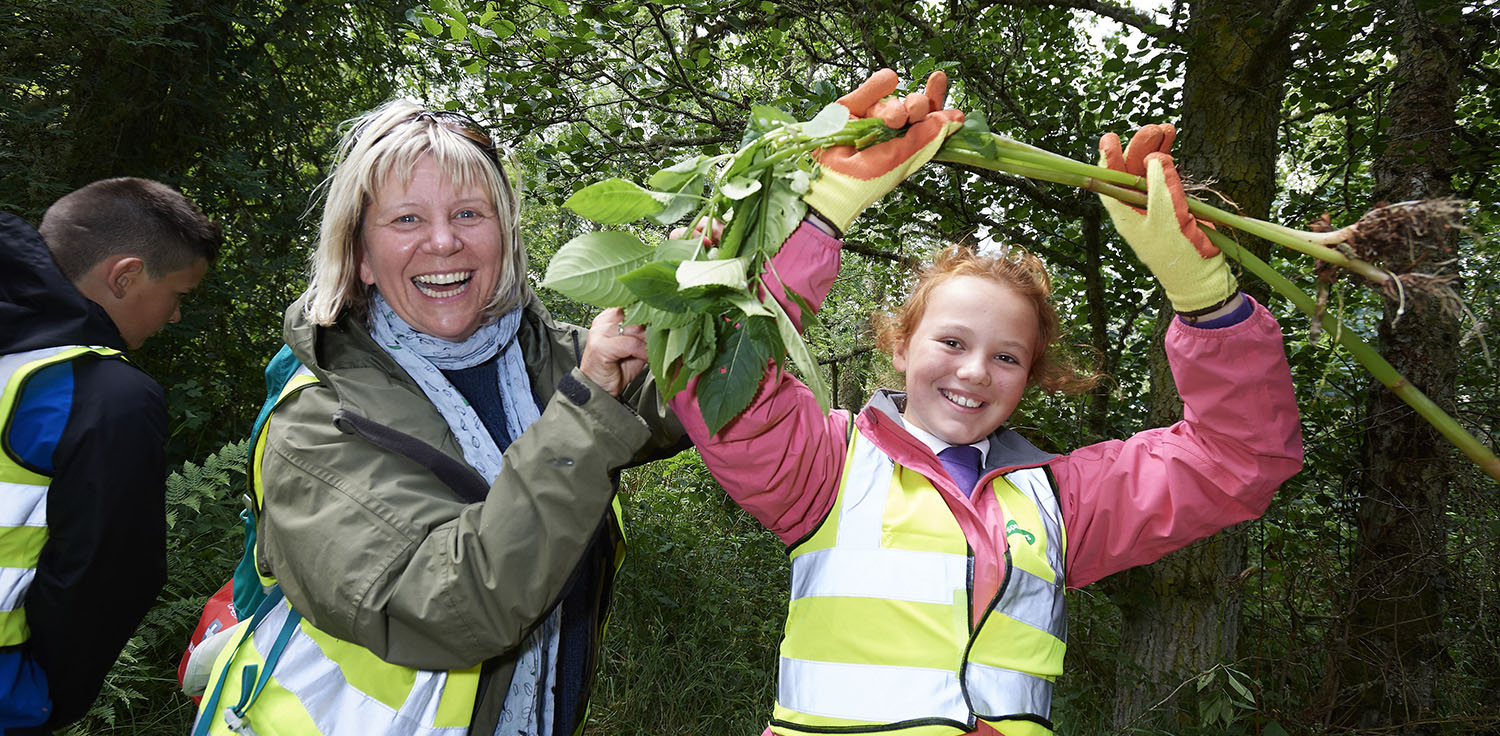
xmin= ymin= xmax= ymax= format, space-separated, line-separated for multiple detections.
xmin=938 ymin=445 xmax=983 ymax=496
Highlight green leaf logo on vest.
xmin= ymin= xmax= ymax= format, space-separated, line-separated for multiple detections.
xmin=1006 ymin=520 xmax=1036 ymax=545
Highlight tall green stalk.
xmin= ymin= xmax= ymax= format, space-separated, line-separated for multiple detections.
xmin=932 ymin=133 xmax=1498 ymax=483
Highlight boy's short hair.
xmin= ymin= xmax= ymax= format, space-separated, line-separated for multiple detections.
xmin=39 ymin=178 xmax=221 ymax=281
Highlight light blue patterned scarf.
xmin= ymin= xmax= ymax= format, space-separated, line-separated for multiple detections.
xmin=367 ymin=292 xmax=559 ymax=736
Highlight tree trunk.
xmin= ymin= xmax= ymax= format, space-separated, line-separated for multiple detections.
xmin=1329 ymin=0 xmax=1462 ymax=731
xmin=1108 ymin=0 xmax=1305 ymax=727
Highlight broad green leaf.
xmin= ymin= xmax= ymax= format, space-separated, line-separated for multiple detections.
xmin=647 ymin=178 xmax=705 ymax=226
xmin=620 ymin=262 xmax=716 ymax=313
xmin=764 ymin=291 xmax=829 ymax=413
xmin=802 ymin=102 xmax=851 ymax=139
xmin=648 ymin=155 xmax=712 ymax=191
xmin=728 ymin=291 xmax=772 ymax=317
xmin=743 ymin=105 xmax=797 ymax=146
xmin=655 ymin=238 xmax=703 ymax=263
xmin=746 ymin=173 xmax=807 ymax=257
xmin=663 ymin=322 xmax=694 ymax=370
xmin=540 ymin=230 xmax=652 ymax=307
xmin=645 ymin=324 xmax=673 ymax=396
xmin=697 ymin=316 xmax=776 ymax=435
xmin=721 ymin=175 xmax=762 ymax=200
xmin=685 ymin=312 xmax=717 ymax=373
xmin=563 ymin=178 xmax=665 ymax=225
xmin=677 ymin=259 xmax=747 ymax=290
xmin=624 ymin=300 xmax=696 ymax=329
xmin=718 ymin=192 xmax=756 ymax=259
xmin=444 ymin=6 xmax=468 ymax=41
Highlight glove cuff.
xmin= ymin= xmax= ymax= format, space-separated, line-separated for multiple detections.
xmin=802 ymin=166 xmax=907 ymax=234
xmin=1163 ymin=263 xmax=1238 ymax=313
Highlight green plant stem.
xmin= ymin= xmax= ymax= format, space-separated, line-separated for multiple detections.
xmin=929 ymin=131 xmax=1497 ymax=482
xmin=1205 ymin=228 xmax=1500 ymax=484
xmin=933 ymin=134 xmax=1393 ymax=285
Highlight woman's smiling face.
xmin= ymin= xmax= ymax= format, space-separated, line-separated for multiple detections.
xmin=358 ymin=154 xmax=505 ymax=341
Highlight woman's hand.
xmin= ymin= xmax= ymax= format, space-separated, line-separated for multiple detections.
xmin=580 ymin=307 xmax=647 ymax=397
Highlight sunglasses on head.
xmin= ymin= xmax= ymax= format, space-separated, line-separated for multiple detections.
xmin=355 ymin=107 xmax=499 ymax=161
xmin=412 ymin=110 xmax=498 ymax=157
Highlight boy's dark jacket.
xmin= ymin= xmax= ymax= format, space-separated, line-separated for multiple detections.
xmin=0 ymin=213 xmax=169 ymax=730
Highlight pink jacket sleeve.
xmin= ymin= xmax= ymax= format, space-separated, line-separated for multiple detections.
xmin=669 ymin=222 xmax=849 ymax=544
xmin=1056 ymin=299 xmax=1304 ymax=589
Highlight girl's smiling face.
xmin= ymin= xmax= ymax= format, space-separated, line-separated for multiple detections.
xmin=892 ymin=274 xmax=1040 ymax=445
xmin=357 ymin=154 xmax=505 ymax=341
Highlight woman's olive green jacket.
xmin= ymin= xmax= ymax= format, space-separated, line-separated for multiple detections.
xmin=254 ymin=289 xmax=686 ymax=733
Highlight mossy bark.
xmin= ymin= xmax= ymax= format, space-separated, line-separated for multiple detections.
xmin=1108 ymin=0 xmax=1306 ymax=728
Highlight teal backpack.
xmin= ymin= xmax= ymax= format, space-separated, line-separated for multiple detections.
xmin=230 ymin=343 xmax=302 ymax=617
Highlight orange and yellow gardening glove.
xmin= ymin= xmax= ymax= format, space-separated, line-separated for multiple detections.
xmin=803 ymin=68 xmax=967 ymax=235
xmin=1098 ymin=124 xmax=1238 ymax=315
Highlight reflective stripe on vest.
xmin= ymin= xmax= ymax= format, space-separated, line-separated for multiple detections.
xmin=772 ymin=427 xmax=1066 ymax=735
xmin=202 ymin=361 xmax=631 ymax=734
xmin=0 ymin=346 xmax=121 ymax=646
xmin=200 ymin=364 xmax=482 ymax=735
xmin=201 ymin=594 xmax=480 ymax=736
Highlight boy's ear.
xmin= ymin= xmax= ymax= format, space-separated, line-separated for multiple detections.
xmin=891 ymin=339 xmax=909 ymax=373
xmin=104 ymin=256 xmax=147 ymax=299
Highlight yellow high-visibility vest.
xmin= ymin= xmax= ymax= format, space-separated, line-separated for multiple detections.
xmin=195 ymin=365 xmax=628 ymax=735
xmin=771 ymin=427 xmax=1067 ymax=736
xmin=196 ymin=366 xmax=482 ymax=736
xmin=0 ymin=346 xmax=123 ymax=647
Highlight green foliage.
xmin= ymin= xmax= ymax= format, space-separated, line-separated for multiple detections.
xmin=590 ymin=453 xmax=786 ymax=733
xmin=540 ymin=105 xmax=896 ymax=432
xmin=0 ymin=0 xmax=419 ymax=468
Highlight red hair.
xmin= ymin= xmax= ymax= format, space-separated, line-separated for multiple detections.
xmin=874 ymin=243 xmax=1099 ymax=394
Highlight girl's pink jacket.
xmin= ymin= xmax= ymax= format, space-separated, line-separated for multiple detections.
xmin=670 ymin=223 xmax=1304 ymax=617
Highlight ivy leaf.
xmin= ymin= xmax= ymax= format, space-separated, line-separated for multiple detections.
xmin=563 ymin=178 xmax=667 ymax=224
xmin=697 ymin=316 xmax=777 ymax=435
xmin=540 ymin=230 xmax=653 ymax=307
xmin=802 ymin=102 xmax=851 ymax=138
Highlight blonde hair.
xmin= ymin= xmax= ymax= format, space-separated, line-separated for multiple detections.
xmin=874 ymin=243 xmax=1100 ymax=394
xmin=303 ymin=99 xmax=526 ymax=326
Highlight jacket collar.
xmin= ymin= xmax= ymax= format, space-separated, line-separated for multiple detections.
xmin=280 ymin=288 xmax=575 ymax=425
xmin=0 ymin=213 xmax=126 ymax=353
xmin=857 ymin=388 xmax=1056 ymax=474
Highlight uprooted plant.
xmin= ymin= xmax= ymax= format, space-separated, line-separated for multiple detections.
xmin=541 ymin=101 xmax=1497 ymax=482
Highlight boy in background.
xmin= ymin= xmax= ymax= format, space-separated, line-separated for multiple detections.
xmin=0 ymin=178 xmax=220 ymax=733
